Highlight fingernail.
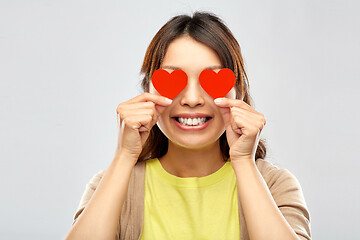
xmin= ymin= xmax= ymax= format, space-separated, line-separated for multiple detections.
xmin=214 ymin=98 xmax=222 ymax=104
xmin=164 ymin=97 xmax=173 ymax=104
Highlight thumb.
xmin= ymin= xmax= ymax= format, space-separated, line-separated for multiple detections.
xmin=217 ymin=105 xmax=231 ymax=128
xmin=155 ymin=104 xmax=167 ymax=116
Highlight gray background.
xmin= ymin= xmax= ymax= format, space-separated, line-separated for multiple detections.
xmin=1 ymin=0 xmax=359 ymax=239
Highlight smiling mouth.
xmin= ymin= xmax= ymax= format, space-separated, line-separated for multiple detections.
xmin=172 ymin=117 xmax=212 ymax=125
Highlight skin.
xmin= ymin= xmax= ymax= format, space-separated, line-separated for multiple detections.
xmin=149 ymin=34 xmax=236 ymax=178
xmin=149 ymin=35 xmax=299 ymax=239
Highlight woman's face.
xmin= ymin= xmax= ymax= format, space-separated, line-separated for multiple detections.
xmin=149 ymin=35 xmax=236 ymax=149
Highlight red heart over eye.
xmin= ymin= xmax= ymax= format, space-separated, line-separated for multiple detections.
xmin=199 ymin=68 xmax=235 ymax=99
xmin=151 ymin=69 xmax=188 ymax=99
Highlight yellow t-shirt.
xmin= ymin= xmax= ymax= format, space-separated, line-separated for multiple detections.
xmin=140 ymin=158 xmax=240 ymax=240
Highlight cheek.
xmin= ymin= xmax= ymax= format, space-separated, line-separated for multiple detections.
xmin=225 ymin=87 xmax=236 ymax=99
xmin=156 ymin=115 xmax=169 ymax=137
xmin=149 ymin=82 xmax=160 ymax=95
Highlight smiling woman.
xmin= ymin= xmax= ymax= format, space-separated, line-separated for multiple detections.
xmin=65 ymin=11 xmax=311 ymax=240
xmin=139 ymin=15 xmax=267 ymax=166
xmin=147 ymin=35 xmax=235 ymax=160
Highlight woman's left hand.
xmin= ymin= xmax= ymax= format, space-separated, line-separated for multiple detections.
xmin=214 ymin=98 xmax=266 ymax=163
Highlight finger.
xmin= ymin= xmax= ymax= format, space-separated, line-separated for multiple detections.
xmin=230 ymin=107 xmax=265 ymax=125
xmin=131 ymin=101 xmax=167 ymax=118
xmin=230 ymin=107 xmax=266 ymax=129
xmin=126 ymin=92 xmax=173 ymax=106
xmin=154 ymin=104 xmax=168 ymax=117
xmin=120 ymin=109 xmax=159 ymax=129
xmin=214 ymin=98 xmax=256 ymax=113
xmin=117 ymin=101 xmax=155 ymax=111
xmin=124 ymin=115 xmax=153 ymax=132
xmin=231 ymin=114 xmax=256 ymax=136
xmin=117 ymin=102 xmax=164 ymax=121
xmin=117 ymin=101 xmax=157 ymax=116
xmin=216 ymin=105 xmax=232 ymax=128
xmin=230 ymin=111 xmax=265 ymax=135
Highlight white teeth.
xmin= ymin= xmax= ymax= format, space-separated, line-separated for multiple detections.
xmin=178 ymin=117 xmax=207 ymax=126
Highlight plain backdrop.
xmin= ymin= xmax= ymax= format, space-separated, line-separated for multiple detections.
xmin=1 ymin=0 xmax=359 ymax=239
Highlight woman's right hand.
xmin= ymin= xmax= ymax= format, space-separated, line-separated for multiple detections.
xmin=115 ymin=92 xmax=172 ymax=161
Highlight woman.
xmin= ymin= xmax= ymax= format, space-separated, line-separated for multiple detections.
xmin=66 ymin=11 xmax=311 ymax=240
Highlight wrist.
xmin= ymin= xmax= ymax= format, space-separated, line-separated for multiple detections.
xmin=230 ymin=156 xmax=256 ymax=169
xmin=113 ymin=150 xmax=139 ymax=166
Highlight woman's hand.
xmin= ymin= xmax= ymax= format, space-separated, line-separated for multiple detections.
xmin=214 ymin=98 xmax=266 ymax=163
xmin=115 ymin=93 xmax=172 ymax=161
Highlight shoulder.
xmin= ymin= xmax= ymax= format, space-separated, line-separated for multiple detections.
xmin=255 ymin=158 xmax=284 ymax=174
xmin=255 ymin=158 xmax=301 ymax=191
xmin=72 ymin=169 xmax=106 ymax=224
xmin=85 ymin=169 xmax=106 ymax=189
xmin=88 ymin=160 xmax=146 ymax=188
xmin=255 ymin=159 xmax=311 ymax=239
xmin=254 ymin=158 xmax=308 ymax=211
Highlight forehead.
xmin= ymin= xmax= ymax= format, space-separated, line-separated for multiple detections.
xmin=161 ymin=35 xmax=222 ymax=69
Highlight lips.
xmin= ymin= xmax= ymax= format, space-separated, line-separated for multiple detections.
xmin=172 ymin=116 xmax=212 ymax=131
xmin=172 ymin=113 xmax=212 ymax=118
xmin=173 ymin=116 xmax=211 ymax=123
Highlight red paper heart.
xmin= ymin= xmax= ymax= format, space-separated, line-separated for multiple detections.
xmin=151 ymin=69 xmax=188 ymax=99
xmin=199 ymin=68 xmax=235 ymax=99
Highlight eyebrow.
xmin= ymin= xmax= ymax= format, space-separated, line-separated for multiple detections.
xmin=161 ymin=65 xmax=223 ymax=71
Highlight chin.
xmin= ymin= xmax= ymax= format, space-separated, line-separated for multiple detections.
xmin=160 ymin=126 xmax=219 ymax=148
xmin=172 ymin=138 xmax=216 ymax=149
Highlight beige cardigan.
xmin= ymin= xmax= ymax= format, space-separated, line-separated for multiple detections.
xmin=73 ymin=159 xmax=311 ymax=240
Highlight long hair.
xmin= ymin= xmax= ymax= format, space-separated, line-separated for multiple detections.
xmin=137 ymin=11 xmax=267 ymax=162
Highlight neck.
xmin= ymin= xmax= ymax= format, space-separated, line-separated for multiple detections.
xmin=158 ymin=140 xmax=227 ymax=178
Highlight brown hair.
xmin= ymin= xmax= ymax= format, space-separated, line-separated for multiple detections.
xmin=137 ymin=11 xmax=266 ymax=162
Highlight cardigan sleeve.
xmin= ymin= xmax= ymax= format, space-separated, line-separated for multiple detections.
xmin=257 ymin=160 xmax=312 ymax=240
xmin=72 ymin=170 xmax=106 ymax=225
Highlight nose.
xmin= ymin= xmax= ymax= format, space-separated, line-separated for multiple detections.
xmin=179 ymin=76 xmax=206 ymax=107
